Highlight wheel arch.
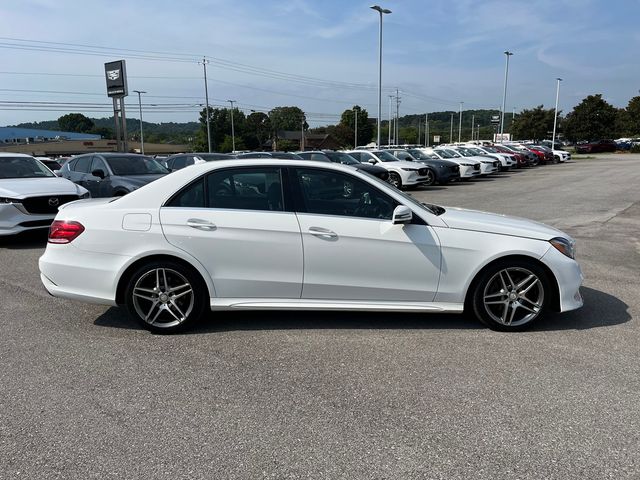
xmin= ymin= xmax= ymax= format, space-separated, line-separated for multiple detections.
xmin=115 ymin=253 xmax=213 ymax=305
xmin=463 ymin=254 xmax=560 ymax=312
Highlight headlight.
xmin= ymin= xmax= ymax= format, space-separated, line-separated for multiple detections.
xmin=549 ymin=237 xmax=575 ymax=259
xmin=460 ymin=162 xmax=475 ymax=167
xmin=401 ymin=168 xmax=418 ymax=171
xmin=0 ymin=197 xmax=22 ymax=204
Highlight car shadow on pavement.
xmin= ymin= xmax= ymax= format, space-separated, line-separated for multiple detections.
xmin=93 ymin=286 xmax=629 ymax=334
xmin=0 ymin=230 xmax=48 ymax=249
xmin=533 ymin=286 xmax=631 ymax=331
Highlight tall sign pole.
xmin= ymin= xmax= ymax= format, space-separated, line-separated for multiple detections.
xmin=104 ymin=60 xmax=129 ymax=152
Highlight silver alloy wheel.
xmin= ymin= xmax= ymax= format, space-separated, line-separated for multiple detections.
xmin=482 ymin=267 xmax=544 ymax=327
xmin=424 ymin=169 xmax=435 ymax=185
xmin=132 ymin=268 xmax=195 ymax=328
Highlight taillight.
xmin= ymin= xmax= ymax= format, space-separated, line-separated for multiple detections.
xmin=48 ymin=220 xmax=85 ymax=244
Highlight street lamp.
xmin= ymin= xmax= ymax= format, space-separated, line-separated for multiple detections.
xmin=458 ymin=101 xmax=464 ymax=143
xmin=500 ymin=50 xmax=514 ymax=142
xmin=227 ymin=100 xmax=236 ymax=152
xmin=371 ymin=5 xmax=391 ymax=148
xmin=133 ymin=90 xmax=146 ymax=154
xmin=552 ymin=78 xmax=563 ymax=151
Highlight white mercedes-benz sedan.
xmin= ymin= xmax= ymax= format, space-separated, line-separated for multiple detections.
xmin=0 ymin=153 xmax=89 ymax=236
xmin=39 ymin=159 xmax=583 ymax=334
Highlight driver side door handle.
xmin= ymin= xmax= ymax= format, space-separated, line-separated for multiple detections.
xmin=308 ymin=226 xmax=338 ymax=239
xmin=187 ymin=218 xmax=217 ymax=231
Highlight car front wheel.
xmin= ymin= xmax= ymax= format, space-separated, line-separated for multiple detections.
xmin=469 ymin=260 xmax=551 ymax=331
xmin=388 ymin=172 xmax=403 ymax=189
xmin=124 ymin=260 xmax=206 ymax=334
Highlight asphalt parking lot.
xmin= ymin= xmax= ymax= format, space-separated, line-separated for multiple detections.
xmin=1 ymin=154 xmax=639 ymax=479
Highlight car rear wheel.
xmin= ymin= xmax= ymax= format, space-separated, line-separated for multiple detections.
xmin=388 ymin=172 xmax=402 ymax=189
xmin=469 ymin=260 xmax=550 ymax=331
xmin=124 ymin=260 xmax=206 ymax=334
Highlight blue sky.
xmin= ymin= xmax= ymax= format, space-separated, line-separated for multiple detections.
xmin=1 ymin=0 xmax=638 ymax=126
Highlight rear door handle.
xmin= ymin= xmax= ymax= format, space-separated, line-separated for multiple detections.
xmin=309 ymin=226 xmax=338 ymax=239
xmin=187 ymin=218 xmax=217 ymax=231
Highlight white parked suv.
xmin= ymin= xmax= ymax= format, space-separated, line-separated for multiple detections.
xmin=444 ymin=147 xmax=500 ymax=175
xmin=0 ymin=153 xmax=89 ymax=236
xmin=419 ymin=148 xmax=481 ymax=179
xmin=462 ymin=145 xmax=515 ymax=170
xmin=344 ymin=150 xmax=431 ymax=189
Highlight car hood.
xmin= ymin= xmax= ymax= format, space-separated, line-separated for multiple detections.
xmin=380 ymin=160 xmax=426 ymax=169
xmin=115 ymin=174 xmax=167 ymax=188
xmin=440 ymin=206 xmax=568 ymax=241
xmin=0 ymin=177 xmax=86 ymax=199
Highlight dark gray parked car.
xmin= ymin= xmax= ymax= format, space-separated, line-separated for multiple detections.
xmin=298 ymin=151 xmax=390 ymax=182
xmin=59 ymin=153 xmax=169 ymax=197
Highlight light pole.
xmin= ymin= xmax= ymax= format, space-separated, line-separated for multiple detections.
xmin=471 ymin=114 xmax=475 ymax=143
xmin=449 ymin=113 xmax=454 ymax=143
xmin=458 ymin=101 xmax=464 ymax=143
xmin=199 ymin=57 xmax=212 ymax=152
xmin=425 ymin=113 xmax=429 ymax=147
xmin=500 ymin=51 xmax=514 ymax=143
xmin=354 ymin=106 xmax=358 ymax=147
xmin=133 ymin=90 xmax=146 ymax=154
xmin=552 ymin=78 xmax=563 ymax=150
xmin=388 ymin=95 xmax=394 ymax=145
xmin=227 ymin=100 xmax=236 ymax=152
xmin=371 ymin=5 xmax=391 ymax=148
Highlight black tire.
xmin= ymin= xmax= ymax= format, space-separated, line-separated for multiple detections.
xmin=422 ymin=169 xmax=436 ymax=186
xmin=553 ymin=155 xmax=560 ymax=164
xmin=124 ymin=260 xmax=207 ymax=334
xmin=388 ymin=172 xmax=403 ymax=189
xmin=467 ymin=259 xmax=551 ymax=332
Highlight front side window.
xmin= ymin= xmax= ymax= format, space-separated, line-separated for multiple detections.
xmin=207 ymin=168 xmax=283 ymax=211
xmin=73 ymin=156 xmax=92 ymax=173
xmin=295 ymin=168 xmax=396 ymax=220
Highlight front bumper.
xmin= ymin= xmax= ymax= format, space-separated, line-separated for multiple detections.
xmin=0 ymin=204 xmax=55 ymax=236
xmin=458 ymin=165 xmax=481 ymax=179
xmin=479 ymin=162 xmax=498 ymax=175
xmin=540 ymin=246 xmax=584 ymax=313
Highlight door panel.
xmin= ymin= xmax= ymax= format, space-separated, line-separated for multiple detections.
xmin=297 ymin=214 xmax=441 ymax=301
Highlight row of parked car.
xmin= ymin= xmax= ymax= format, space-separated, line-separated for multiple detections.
xmin=0 ymin=142 xmax=570 ymax=237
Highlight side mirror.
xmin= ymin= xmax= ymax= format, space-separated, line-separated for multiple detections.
xmin=368 ymin=158 xmax=377 ymax=164
xmin=52 ymin=170 xmax=61 ymax=176
xmin=91 ymin=169 xmax=106 ymax=179
xmin=392 ymin=205 xmax=412 ymax=224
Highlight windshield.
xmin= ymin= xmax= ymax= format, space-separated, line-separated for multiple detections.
xmin=372 ymin=151 xmax=400 ymax=162
xmin=105 ymin=156 xmax=169 ymax=175
xmin=454 ymin=149 xmax=473 ymax=157
xmin=0 ymin=156 xmax=55 ymax=179
xmin=198 ymin=153 xmax=232 ymax=161
xmin=438 ymin=149 xmax=461 ymax=158
xmin=271 ymin=152 xmax=303 ymax=159
xmin=407 ymin=149 xmax=432 ymax=160
xmin=392 ymin=151 xmax=416 ymax=161
xmin=467 ymin=148 xmax=486 ymax=155
xmin=483 ymin=147 xmax=498 ymax=153
xmin=323 ymin=151 xmax=358 ymax=165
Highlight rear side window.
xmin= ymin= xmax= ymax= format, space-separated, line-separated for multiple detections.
xmin=166 ymin=178 xmax=205 ymax=208
xmin=207 ymin=168 xmax=283 ymax=211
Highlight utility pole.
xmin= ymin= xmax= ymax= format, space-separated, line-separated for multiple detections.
xmin=388 ymin=95 xmax=394 ymax=145
xmin=552 ymin=78 xmax=563 ymax=150
xmin=354 ymin=107 xmax=358 ymax=147
xmin=417 ymin=119 xmax=420 ymax=146
xmin=395 ymin=88 xmax=401 ymax=145
xmin=471 ymin=114 xmax=475 ymax=143
xmin=425 ymin=113 xmax=429 ymax=147
xmin=450 ymin=113 xmax=454 ymax=143
xmin=133 ymin=90 xmax=146 ymax=154
xmin=199 ymin=57 xmax=212 ymax=152
xmin=227 ymin=100 xmax=236 ymax=152
xmin=458 ymin=101 xmax=464 ymax=143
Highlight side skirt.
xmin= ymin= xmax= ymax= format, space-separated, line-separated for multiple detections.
xmin=210 ymin=298 xmax=464 ymax=313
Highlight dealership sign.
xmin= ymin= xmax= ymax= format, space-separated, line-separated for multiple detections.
xmin=104 ymin=60 xmax=128 ymax=97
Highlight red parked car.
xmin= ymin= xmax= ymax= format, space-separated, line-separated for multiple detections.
xmin=527 ymin=145 xmax=554 ymax=164
xmin=575 ymin=140 xmax=617 ymax=154
xmin=491 ymin=144 xmax=528 ymax=168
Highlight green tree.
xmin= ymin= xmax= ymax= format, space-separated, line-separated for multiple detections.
xmin=243 ymin=112 xmax=272 ymax=149
xmin=196 ymin=107 xmax=246 ymax=152
xmin=563 ymin=94 xmax=618 ymax=142
xmin=624 ymin=96 xmax=640 ymax=135
xmin=339 ymin=105 xmax=374 ymax=147
xmin=269 ymin=106 xmax=306 ymax=134
xmin=57 ymin=113 xmax=95 ymax=133
xmin=510 ymin=105 xmax=557 ymax=140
